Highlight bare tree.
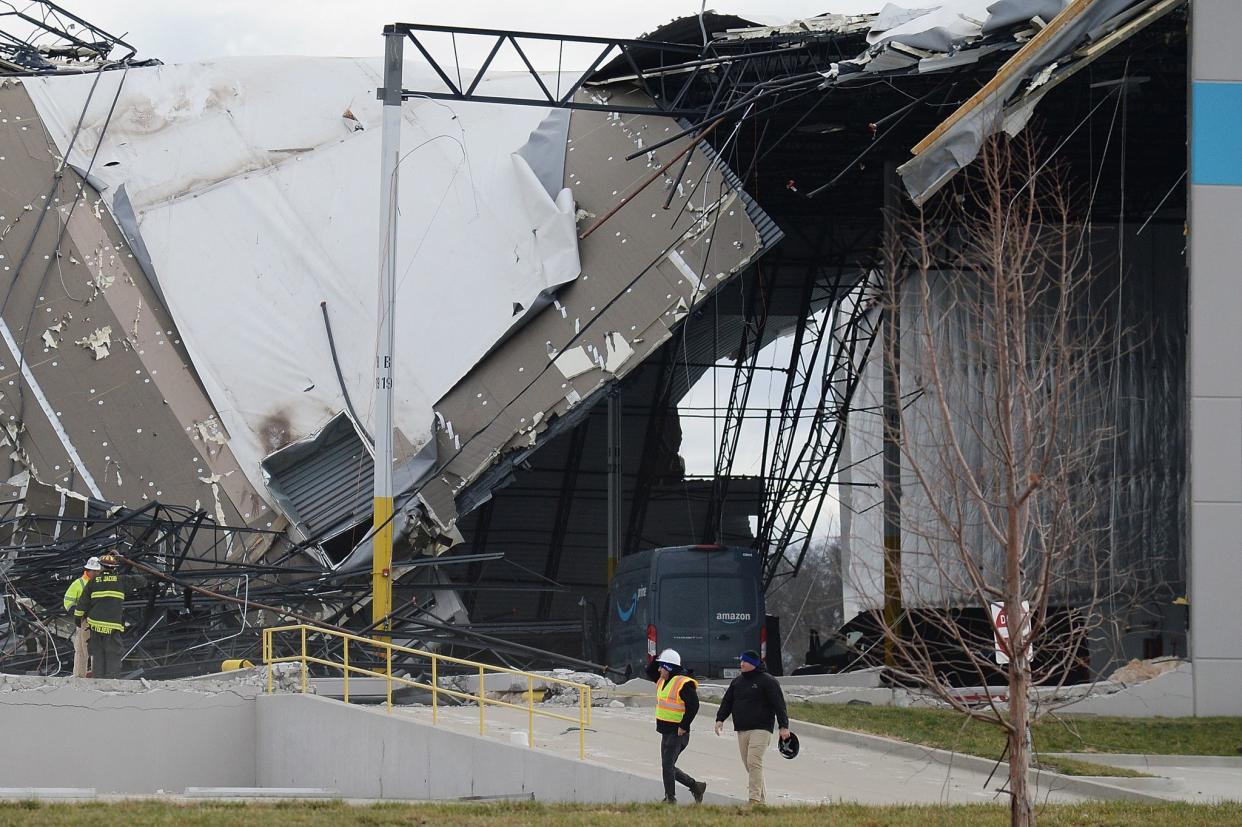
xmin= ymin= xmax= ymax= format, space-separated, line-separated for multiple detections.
xmin=862 ymin=135 xmax=1118 ymax=827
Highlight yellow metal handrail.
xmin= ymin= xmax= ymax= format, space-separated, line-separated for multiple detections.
xmin=262 ymin=623 xmax=593 ymax=759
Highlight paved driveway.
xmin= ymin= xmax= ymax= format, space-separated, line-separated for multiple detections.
xmin=397 ymin=701 xmax=1090 ymax=806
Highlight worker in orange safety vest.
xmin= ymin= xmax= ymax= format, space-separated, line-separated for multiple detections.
xmin=645 ymin=648 xmax=707 ymax=804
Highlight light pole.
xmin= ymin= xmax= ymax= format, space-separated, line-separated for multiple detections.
xmin=373 ymin=27 xmax=404 ymax=637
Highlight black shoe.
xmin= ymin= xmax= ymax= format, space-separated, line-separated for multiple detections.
xmin=691 ymin=780 xmax=707 ymax=803
xmin=663 ymin=797 xmax=676 ymax=805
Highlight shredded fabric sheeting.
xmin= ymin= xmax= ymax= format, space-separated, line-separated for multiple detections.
xmin=22 ymin=58 xmax=582 ymax=503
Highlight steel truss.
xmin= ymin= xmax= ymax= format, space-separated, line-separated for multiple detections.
xmin=0 ymin=1 xmax=139 ymax=72
xmin=384 ymin=22 xmax=857 ymax=119
xmin=386 ymin=23 xmax=703 ymax=116
xmin=1 ymin=500 xmax=291 ymax=675
xmin=754 ymin=271 xmax=881 ymax=590
xmin=702 ymin=267 xmax=774 ymax=543
xmin=0 ymin=495 xmax=608 ymax=678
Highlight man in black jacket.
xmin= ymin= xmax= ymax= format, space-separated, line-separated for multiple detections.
xmin=713 ymin=650 xmax=789 ymax=804
xmin=645 ymin=648 xmax=708 ymax=804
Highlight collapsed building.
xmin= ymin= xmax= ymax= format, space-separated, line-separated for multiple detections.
xmin=3 ymin=0 xmax=1232 ymax=713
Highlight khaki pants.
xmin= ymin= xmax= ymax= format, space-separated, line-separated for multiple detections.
xmin=72 ymin=625 xmax=91 ymax=677
xmin=737 ymin=729 xmax=772 ymax=803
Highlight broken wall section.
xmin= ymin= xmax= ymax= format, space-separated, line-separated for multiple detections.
xmin=0 ymin=79 xmax=265 ymax=526
xmin=417 ymin=87 xmax=775 ymax=542
xmin=20 ymin=59 xmax=583 ymax=512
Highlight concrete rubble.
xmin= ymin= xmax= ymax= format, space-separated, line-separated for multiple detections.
xmin=0 ymin=662 xmax=306 ymax=695
xmin=439 ymin=668 xmax=620 ymax=707
xmin=1055 ymin=661 xmax=1195 ymax=718
xmin=690 ymin=659 xmax=1196 ymax=717
xmin=1109 ymin=657 xmax=1184 ymax=684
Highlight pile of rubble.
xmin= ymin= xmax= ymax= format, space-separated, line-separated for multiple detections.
xmin=437 ymin=669 xmax=623 ymax=708
xmin=0 ymin=662 xmax=306 ymax=695
xmin=692 ymin=658 xmax=1193 ymax=717
xmin=1108 ymin=657 xmax=1183 ymax=684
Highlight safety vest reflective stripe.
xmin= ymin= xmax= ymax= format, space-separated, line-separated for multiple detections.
xmin=655 ymin=678 xmax=686 ymax=711
xmin=92 ymin=590 xmax=126 ymax=600
xmin=654 ymin=675 xmax=697 ymax=722
xmin=87 ymin=620 xmax=124 ymax=633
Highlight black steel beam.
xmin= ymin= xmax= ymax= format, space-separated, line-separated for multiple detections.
xmin=704 ymin=267 xmax=776 ymax=542
xmin=537 ymin=420 xmax=589 ymax=619
xmin=624 ymin=350 xmax=675 ymax=555
xmin=463 ymin=499 xmax=495 ymax=615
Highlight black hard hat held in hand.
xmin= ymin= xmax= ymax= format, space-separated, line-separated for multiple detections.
xmin=778 ymin=731 xmax=800 ymax=759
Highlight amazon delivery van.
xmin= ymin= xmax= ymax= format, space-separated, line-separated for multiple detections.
xmin=605 ymin=545 xmax=765 ymax=679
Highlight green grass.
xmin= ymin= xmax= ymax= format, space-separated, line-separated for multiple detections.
xmin=1 ymin=801 xmax=1241 ymax=827
xmin=788 ymin=703 xmax=1242 ymax=777
xmin=1037 ymin=756 xmax=1145 ymax=778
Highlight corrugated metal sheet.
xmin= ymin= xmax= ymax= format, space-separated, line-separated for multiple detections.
xmin=262 ymin=414 xmax=373 ymax=541
xmin=845 ymin=222 xmax=1187 ymax=611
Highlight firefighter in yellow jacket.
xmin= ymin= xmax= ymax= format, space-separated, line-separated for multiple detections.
xmin=62 ymin=556 xmax=102 ymax=677
xmin=645 ymin=648 xmax=707 ymax=804
xmin=74 ymin=554 xmax=145 ymax=679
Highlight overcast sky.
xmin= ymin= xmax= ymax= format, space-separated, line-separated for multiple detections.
xmin=82 ymin=1 xmax=888 ymax=64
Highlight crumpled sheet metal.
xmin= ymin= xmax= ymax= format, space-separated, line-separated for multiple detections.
xmin=21 ymin=58 xmax=583 ymax=513
xmin=414 ymin=88 xmax=770 ymax=542
xmin=893 ymin=0 xmax=1155 ymax=203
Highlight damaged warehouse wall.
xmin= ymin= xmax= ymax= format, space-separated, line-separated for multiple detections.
xmin=0 ymin=77 xmax=262 ymax=525
xmin=2 ymin=2 xmax=1224 ymax=717
xmin=845 ymin=223 xmax=1189 ymax=671
xmin=0 ymin=34 xmax=780 ymax=676
xmin=414 ymin=86 xmax=773 ymax=546
xmin=18 ymin=58 xmax=586 ymax=528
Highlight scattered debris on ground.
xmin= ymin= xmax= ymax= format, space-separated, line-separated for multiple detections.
xmin=0 ymin=663 xmax=306 ymax=695
xmin=436 ymin=669 xmax=621 ymax=707
xmin=1109 ymin=657 xmax=1184 ymax=685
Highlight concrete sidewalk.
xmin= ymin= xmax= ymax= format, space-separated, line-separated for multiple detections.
xmin=1045 ymin=754 xmax=1242 ymax=802
xmin=394 ymin=702 xmax=1091 ymax=806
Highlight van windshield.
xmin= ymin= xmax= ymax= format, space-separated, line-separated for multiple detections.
xmin=659 ymin=577 xmax=708 ymax=628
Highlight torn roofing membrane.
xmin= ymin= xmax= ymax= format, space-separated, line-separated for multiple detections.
xmin=413 ymin=86 xmax=778 ymax=550
xmin=21 ymin=57 xmax=582 ymax=520
xmin=723 ymin=0 xmax=1174 ymax=201
xmin=885 ymin=0 xmax=1167 ymax=203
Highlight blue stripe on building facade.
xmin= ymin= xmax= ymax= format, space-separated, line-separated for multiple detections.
xmin=1192 ymin=81 xmax=1242 ymax=187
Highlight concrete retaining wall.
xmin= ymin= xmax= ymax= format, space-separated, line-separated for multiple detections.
xmin=1055 ymin=664 xmax=1196 ymax=718
xmin=0 ymin=678 xmax=257 ymax=793
xmin=256 ymin=692 xmax=672 ymax=802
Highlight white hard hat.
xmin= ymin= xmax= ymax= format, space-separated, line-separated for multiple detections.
xmin=84 ymin=556 xmax=102 ymax=571
xmin=656 ymin=648 xmax=681 ymax=667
